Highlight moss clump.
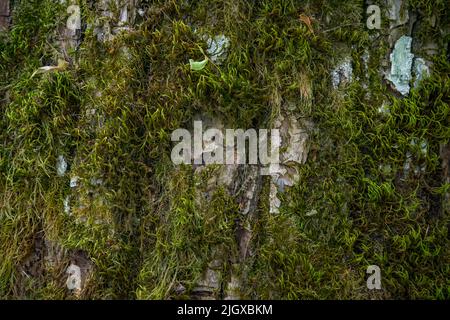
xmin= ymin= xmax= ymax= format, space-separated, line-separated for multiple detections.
xmin=0 ymin=0 xmax=449 ymax=299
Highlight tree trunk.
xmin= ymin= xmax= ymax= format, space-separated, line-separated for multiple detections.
xmin=0 ymin=0 xmax=449 ymax=299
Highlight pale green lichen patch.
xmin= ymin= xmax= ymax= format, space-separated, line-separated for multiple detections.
xmin=387 ymin=35 xmax=414 ymax=95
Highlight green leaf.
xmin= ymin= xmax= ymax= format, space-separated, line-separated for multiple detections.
xmin=189 ymin=58 xmax=208 ymax=71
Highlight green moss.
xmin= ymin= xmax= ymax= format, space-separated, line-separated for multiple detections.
xmin=0 ymin=0 xmax=449 ymax=299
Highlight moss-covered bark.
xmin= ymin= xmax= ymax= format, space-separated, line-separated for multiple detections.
xmin=0 ymin=0 xmax=449 ymax=299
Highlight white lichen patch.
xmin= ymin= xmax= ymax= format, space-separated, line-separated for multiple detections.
xmin=332 ymin=57 xmax=353 ymax=89
xmin=56 ymin=155 xmax=68 ymax=177
xmin=65 ymin=253 xmax=93 ymax=296
xmin=413 ymin=57 xmax=430 ymax=88
xmin=387 ymin=35 xmax=414 ymax=96
xmin=70 ymin=176 xmax=79 ymax=188
xmin=269 ymin=182 xmax=281 ymax=214
xmin=66 ymin=264 xmax=82 ymax=291
xmin=206 ymin=34 xmax=230 ymax=64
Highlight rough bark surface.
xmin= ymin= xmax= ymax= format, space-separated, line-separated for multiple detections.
xmin=0 ymin=0 xmax=449 ymax=299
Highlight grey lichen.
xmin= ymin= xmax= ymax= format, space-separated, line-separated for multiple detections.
xmin=331 ymin=57 xmax=353 ymax=89
xmin=56 ymin=155 xmax=68 ymax=177
xmin=413 ymin=57 xmax=430 ymax=88
xmin=206 ymin=34 xmax=230 ymax=64
xmin=387 ymin=35 xmax=414 ymax=95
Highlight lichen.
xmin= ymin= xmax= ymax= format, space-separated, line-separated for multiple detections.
xmin=387 ymin=35 xmax=414 ymax=95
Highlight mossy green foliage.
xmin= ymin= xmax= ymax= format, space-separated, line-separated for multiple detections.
xmin=0 ymin=0 xmax=449 ymax=299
